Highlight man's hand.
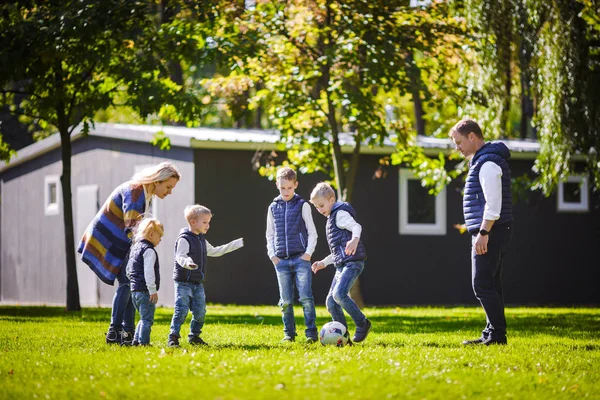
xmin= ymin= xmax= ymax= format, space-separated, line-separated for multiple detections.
xmin=300 ymin=253 xmax=311 ymax=262
xmin=345 ymin=237 xmax=359 ymax=255
xmin=311 ymin=261 xmax=326 ymax=273
xmin=271 ymin=256 xmax=280 ymax=266
xmin=150 ymin=293 xmax=158 ymax=304
xmin=474 ymin=234 xmax=489 ymax=255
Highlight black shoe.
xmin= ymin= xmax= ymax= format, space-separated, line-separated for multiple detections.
xmin=188 ymin=336 xmax=208 ymax=346
xmin=132 ymin=340 xmax=140 ymax=347
xmin=462 ymin=337 xmax=486 ymax=345
xmin=484 ymin=338 xmax=507 ymax=346
xmin=352 ymin=319 xmax=372 ymax=343
xmin=167 ymin=336 xmax=180 ymax=348
xmin=305 ymin=337 xmax=318 ymax=344
xmin=106 ymin=329 xmax=121 ymax=345
xmin=120 ymin=331 xmax=134 ymax=346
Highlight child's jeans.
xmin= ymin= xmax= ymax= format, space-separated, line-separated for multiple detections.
xmin=169 ymin=282 xmax=206 ymax=339
xmin=110 ymin=263 xmax=135 ymax=333
xmin=275 ymin=255 xmax=318 ymax=339
xmin=326 ymin=260 xmax=367 ymax=328
xmin=131 ymin=291 xmax=156 ymax=345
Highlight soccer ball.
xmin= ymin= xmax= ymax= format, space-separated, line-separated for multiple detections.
xmin=319 ymin=321 xmax=349 ymax=347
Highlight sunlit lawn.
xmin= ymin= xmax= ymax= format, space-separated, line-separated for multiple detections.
xmin=1 ymin=305 xmax=599 ymax=399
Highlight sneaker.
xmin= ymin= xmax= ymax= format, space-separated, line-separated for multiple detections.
xmin=484 ymin=338 xmax=507 ymax=346
xmin=132 ymin=340 xmax=140 ymax=347
xmin=305 ymin=337 xmax=318 ymax=344
xmin=167 ymin=336 xmax=180 ymax=348
xmin=352 ymin=319 xmax=372 ymax=343
xmin=120 ymin=331 xmax=134 ymax=346
xmin=105 ymin=329 xmax=121 ymax=345
xmin=282 ymin=335 xmax=295 ymax=342
xmin=462 ymin=337 xmax=486 ymax=345
xmin=188 ymin=336 xmax=208 ymax=346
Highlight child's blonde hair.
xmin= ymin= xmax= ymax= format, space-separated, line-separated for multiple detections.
xmin=135 ymin=218 xmax=164 ymax=242
xmin=310 ymin=182 xmax=336 ymax=201
xmin=276 ymin=167 xmax=297 ymax=183
xmin=184 ymin=205 xmax=212 ymax=223
xmin=132 ymin=161 xmax=181 ymax=185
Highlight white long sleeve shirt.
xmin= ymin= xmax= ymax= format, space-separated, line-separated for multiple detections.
xmin=141 ymin=249 xmax=158 ymax=295
xmin=265 ymin=202 xmax=318 ymax=259
xmin=479 ymin=161 xmax=503 ymax=221
xmin=322 ymin=210 xmax=362 ymax=267
xmin=175 ymin=237 xmax=244 ymax=270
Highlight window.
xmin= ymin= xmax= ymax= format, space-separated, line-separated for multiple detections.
xmin=399 ymin=168 xmax=446 ymax=235
xmin=44 ymin=175 xmax=60 ymax=216
xmin=134 ymin=165 xmax=159 ymax=218
xmin=557 ymin=175 xmax=589 ymax=212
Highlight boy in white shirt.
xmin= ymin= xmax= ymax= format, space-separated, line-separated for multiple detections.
xmin=266 ymin=167 xmax=319 ymax=343
xmin=310 ymin=182 xmax=372 ymax=343
xmin=167 ymin=205 xmax=243 ymax=347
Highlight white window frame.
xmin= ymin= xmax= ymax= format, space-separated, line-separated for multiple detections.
xmin=557 ymin=175 xmax=589 ymax=212
xmin=134 ymin=165 xmax=159 ymax=218
xmin=399 ymin=168 xmax=447 ymax=235
xmin=44 ymin=175 xmax=61 ymax=216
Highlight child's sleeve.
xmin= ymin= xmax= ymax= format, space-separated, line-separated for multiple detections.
xmin=206 ymin=239 xmax=244 ymax=258
xmin=265 ymin=207 xmax=276 ymax=258
xmin=336 ymin=210 xmax=362 ymax=239
xmin=175 ymin=238 xmax=196 ymax=269
xmin=302 ymin=202 xmax=318 ymax=256
xmin=143 ymin=248 xmax=158 ymax=295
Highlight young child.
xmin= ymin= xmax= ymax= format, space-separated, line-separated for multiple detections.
xmin=168 ymin=205 xmax=244 ymax=347
xmin=310 ymin=182 xmax=372 ymax=343
xmin=266 ymin=167 xmax=318 ymax=343
xmin=125 ymin=218 xmax=164 ymax=346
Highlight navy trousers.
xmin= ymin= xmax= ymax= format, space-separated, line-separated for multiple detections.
xmin=471 ymin=224 xmax=513 ymax=341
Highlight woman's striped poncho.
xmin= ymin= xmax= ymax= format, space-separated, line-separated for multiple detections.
xmin=77 ymin=181 xmax=147 ymax=285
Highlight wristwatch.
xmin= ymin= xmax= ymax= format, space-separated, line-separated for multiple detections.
xmin=479 ymin=229 xmax=490 ymax=236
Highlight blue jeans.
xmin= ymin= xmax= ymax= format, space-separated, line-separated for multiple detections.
xmin=131 ymin=292 xmax=156 ymax=345
xmin=275 ymin=256 xmax=317 ymax=338
xmin=169 ymin=282 xmax=206 ymax=339
xmin=326 ymin=261 xmax=366 ymax=328
xmin=471 ymin=225 xmax=513 ymax=341
xmin=109 ymin=264 xmax=135 ymax=333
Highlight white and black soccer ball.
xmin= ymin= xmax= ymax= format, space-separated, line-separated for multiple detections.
xmin=319 ymin=321 xmax=349 ymax=347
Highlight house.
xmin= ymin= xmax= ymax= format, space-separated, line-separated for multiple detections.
xmin=1 ymin=123 xmax=598 ymax=307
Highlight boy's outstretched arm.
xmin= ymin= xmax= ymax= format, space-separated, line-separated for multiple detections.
xmin=206 ymin=238 xmax=244 ymax=257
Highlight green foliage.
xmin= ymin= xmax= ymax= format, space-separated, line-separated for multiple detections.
xmin=206 ymin=0 xmax=465 ymax=200
xmin=151 ymin=130 xmax=172 ymax=151
xmin=1 ymin=305 xmax=599 ymax=399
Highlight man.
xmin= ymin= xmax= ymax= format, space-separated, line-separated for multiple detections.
xmin=450 ymin=119 xmax=513 ymax=346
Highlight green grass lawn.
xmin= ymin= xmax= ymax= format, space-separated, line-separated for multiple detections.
xmin=1 ymin=305 xmax=599 ymax=399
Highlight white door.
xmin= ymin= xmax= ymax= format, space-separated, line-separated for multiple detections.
xmin=76 ymin=185 xmax=100 ymax=306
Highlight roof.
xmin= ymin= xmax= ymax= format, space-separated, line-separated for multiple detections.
xmin=0 ymin=123 xmax=541 ymax=173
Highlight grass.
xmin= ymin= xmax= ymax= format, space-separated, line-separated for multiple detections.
xmin=0 ymin=305 xmax=599 ymax=399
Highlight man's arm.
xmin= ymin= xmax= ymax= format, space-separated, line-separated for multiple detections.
xmin=476 ymin=161 xmax=503 ymax=254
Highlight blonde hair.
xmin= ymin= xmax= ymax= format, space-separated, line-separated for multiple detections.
xmin=132 ymin=162 xmax=181 ymax=185
xmin=135 ymin=218 xmax=164 ymax=242
xmin=184 ymin=204 xmax=212 ymax=223
xmin=310 ymin=182 xmax=335 ymax=201
xmin=276 ymin=167 xmax=297 ymax=183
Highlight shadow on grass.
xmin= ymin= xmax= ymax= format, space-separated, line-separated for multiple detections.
xmin=1 ymin=306 xmax=598 ymax=339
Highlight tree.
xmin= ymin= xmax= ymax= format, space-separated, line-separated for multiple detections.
xmin=204 ymin=0 xmax=464 ymax=303
xmin=0 ymin=0 xmax=205 ymax=310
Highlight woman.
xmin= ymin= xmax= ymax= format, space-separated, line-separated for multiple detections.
xmin=78 ymin=161 xmax=180 ymax=345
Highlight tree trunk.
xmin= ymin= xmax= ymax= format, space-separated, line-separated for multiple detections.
xmin=407 ymin=54 xmax=426 ymax=136
xmin=58 ymin=121 xmax=81 ymax=312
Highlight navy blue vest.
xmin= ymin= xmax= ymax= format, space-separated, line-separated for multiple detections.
xmin=127 ymin=239 xmax=160 ymax=292
xmin=173 ymin=228 xmax=207 ymax=283
xmin=326 ymin=202 xmax=367 ymax=266
xmin=270 ymin=194 xmax=308 ymax=258
xmin=463 ymin=142 xmax=514 ymax=234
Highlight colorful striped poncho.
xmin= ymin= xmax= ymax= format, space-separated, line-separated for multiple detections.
xmin=77 ymin=181 xmax=147 ymax=285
